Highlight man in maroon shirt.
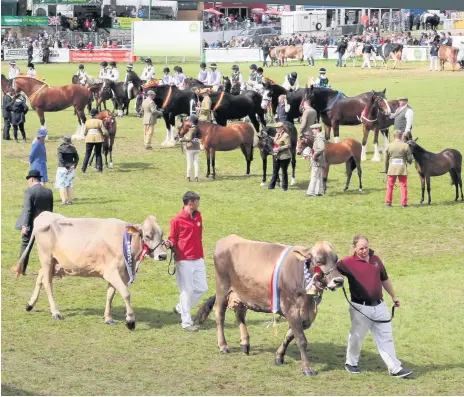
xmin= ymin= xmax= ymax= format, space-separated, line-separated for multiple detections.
xmin=165 ymin=191 xmax=208 ymax=332
xmin=337 ymin=235 xmax=412 ymax=378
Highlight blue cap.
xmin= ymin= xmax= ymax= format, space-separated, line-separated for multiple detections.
xmin=37 ymin=128 xmax=48 ymax=138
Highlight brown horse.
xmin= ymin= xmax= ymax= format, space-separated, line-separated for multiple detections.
xmin=407 ymin=139 xmax=463 ymax=204
xmin=358 ymin=95 xmax=397 ymax=161
xmin=1 ymin=74 xmax=12 ymax=94
xmin=89 ymin=110 xmax=117 ymax=169
xmin=12 ymin=76 xmax=90 ymax=129
xmin=177 ymin=121 xmax=258 ymax=179
xmin=297 ymin=134 xmax=363 ymax=193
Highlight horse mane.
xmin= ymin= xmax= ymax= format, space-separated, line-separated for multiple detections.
xmin=14 ymin=75 xmax=49 ymax=86
xmin=127 ymin=71 xmax=142 ymax=85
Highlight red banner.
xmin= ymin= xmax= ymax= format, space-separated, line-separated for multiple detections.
xmin=69 ymin=49 xmax=135 ymax=63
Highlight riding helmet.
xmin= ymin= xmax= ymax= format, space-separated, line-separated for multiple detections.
xmin=145 ymin=57 xmax=152 ymax=64
xmin=257 ymin=67 xmax=264 ymax=73
xmin=109 ymin=61 xmax=116 ymax=67
xmin=189 ymin=114 xmax=199 ymax=125
xmin=100 ymin=61 xmax=108 ymax=67
xmin=174 ymin=66 xmax=183 ymax=73
xmin=291 ymin=71 xmax=297 ymax=78
xmin=249 ymin=64 xmax=257 ymax=70
xmin=200 ymin=62 xmax=206 ymax=68
xmin=319 ymin=68 xmax=326 ymax=74
xmin=210 ymin=63 xmax=217 ymax=68
xmin=126 ymin=63 xmax=134 ymax=69
xmin=78 ymin=64 xmax=84 ymax=69
xmin=163 ymin=67 xmax=170 ymax=73
xmin=232 ymin=64 xmax=239 ymax=70
xmin=90 ymin=108 xmax=98 ymax=116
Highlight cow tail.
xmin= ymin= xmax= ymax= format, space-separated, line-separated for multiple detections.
xmin=15 ymin=230 xmax=36 ymax=278
xmin=195 ymin=295 xmax=216 ymax=324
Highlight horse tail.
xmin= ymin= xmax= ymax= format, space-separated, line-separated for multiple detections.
xmin=347 ymin=156 xmax=357 ymax=174
xmin=195 ymin=295 xmax=216 ymax=324
xmin=15 ymin=230 xmax=36 ymax=278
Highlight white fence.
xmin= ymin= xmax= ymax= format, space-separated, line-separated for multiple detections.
xmin=4 ymin=48 xmax=70 ymax=63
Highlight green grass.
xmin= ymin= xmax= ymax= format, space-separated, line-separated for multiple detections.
xmin=2 ymin=60 xmax=464 ymax=396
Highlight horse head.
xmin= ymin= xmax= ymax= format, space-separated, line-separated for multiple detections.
xmin=177 ymin=121 xmax=192 ymax=139
xmin=296 ymin=133 xmax=314 ymax=156
xmin=261 ymin=87 xmax=273 ymax=110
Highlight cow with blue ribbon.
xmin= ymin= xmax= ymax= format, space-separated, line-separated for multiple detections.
xmin=196 ymin=235 xmax=344 ymax=376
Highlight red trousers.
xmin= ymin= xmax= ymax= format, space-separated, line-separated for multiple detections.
xmin=385 ymin=175 xmax=408 ymax=206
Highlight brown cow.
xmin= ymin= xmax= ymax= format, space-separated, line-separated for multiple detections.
xmin=15 ymin=212 xmax=167 ymax=329
xmin=196 ymin=235 xmax=344 ymax=375
xmin=438 ymin=45 xmax=459 ymax=71
xmin=280 ymin=46 xmax=304 ymax=66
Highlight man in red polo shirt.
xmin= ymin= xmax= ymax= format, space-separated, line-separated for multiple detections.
xmin=165 ymin=191 xmax=208 ymax=332
xmin=337 ymin=235 xmax=412 ymax=378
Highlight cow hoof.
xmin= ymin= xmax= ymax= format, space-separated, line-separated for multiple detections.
xmin=220 ymin=348 xmax=230 ymax=354
xmin=125 ymin=320 xmax=136 ymax=330
xmin=25 ymin=304 xmax=33 ymax=312
xmin=52 ymin=313 xmax=64 ymax=320
xmin=275 ymin=357 xmax=285 ymax=366
xmin=105 ymin=319 xmax=115 ymax=325
xmin=240 ymin=344 xmax=250 ymax=355
xmin=302 ymin=369 xmax=317 ymax=376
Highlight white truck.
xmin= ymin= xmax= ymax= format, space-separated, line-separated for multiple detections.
xmin=281 ymin=10 xmax=327 ymax=35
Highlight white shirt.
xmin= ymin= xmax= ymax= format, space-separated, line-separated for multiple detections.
xmin=207 ymin=70 xmax=221 ymax=86
xmin=198 ymin=69 xmax=209 ymax=83
xmin=390 ymin=105 xmax=414 ymax=132
xmin=173 ymin=73 xmax=186 ymax=87
xmin=107 ymin=68 xmax=119 ymax=82
xmin=283 ymin=75 xmax=299 ymax=91
xmin=9 ymin=66 xmax=20 ymax=79
xmin=99 ymin=67 xmax=108 ymax=79
xmin=161 ymin=73 xmax=174 ymax=85
xmin=27 ymin=68 xmax=37 ymax=78
xmin=77 ymin=70 xmax=88 ymax=79
xmin=141 ymin=65 xmax=155 ymax=81
xmin=231 ymin=72 xmax=244 ymax=85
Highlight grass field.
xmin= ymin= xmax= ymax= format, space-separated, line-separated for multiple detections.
xmin=1 ymin=60 xmax=464 ymax=396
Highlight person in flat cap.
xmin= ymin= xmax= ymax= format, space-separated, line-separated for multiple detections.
xmin=141 ymin=89 xmax=163 ymax=149
xmin=268 ymin=122 xmax=292 ymax=192
xmin=56 ymin=136 xmax=79 ymax=205
xmin=306 ymin=123 xmax=326 ymax=197
xmin=13 ymin=169 xmax=53 ymax=275
xmin=389 ymin=96 xmax=413 ymax=140
xmin=29 ymin=128 xmax=48 ymax=185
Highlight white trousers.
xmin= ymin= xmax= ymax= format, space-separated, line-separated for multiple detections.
xmin=429 ymin=56 xmax=438 ymax=71
xmin=306 ymin=166 xmax=324 ymax=196
xmin=186 ymin=150 xmax=200 ymax=179
xmin=346 ymin=302 xmax=402 ymax=374
xmin=362 ymin=54 xmax=371 ymax=69
xmin=175 ymin=259 xmax=208 ymax=328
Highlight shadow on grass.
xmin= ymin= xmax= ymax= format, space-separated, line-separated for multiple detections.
xmin=407 ymin=200 xmax=464 ymax=208
xmin=115 ymin=162 xmax=155 ymax=172
xmin=1 ymin=384 xmax=39 ymax=396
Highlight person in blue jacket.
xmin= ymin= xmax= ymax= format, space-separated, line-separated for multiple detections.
xmin=29 ymin=128 xmax=48 ymax=185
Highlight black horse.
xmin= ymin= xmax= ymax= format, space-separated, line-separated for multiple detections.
xmin=105 ymin=80 xmax=134 ymax=117
xmin=261 ymin=83 xmax=306 ymax=124
xmin=421 ymin=13 xmax=440 ymax=31
xmin=208 ymin=91 xmax=266 ymax=132
xmin=258 ymin=121 xmax=298 ymax=187
xmin=223 ymin=76 xmax=241 ymax=95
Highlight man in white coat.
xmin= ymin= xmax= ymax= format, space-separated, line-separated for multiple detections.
xmin=207 ymin=63 xmax=221 ymax=92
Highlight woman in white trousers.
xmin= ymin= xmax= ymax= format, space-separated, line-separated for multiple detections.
xmin=180 ymin=115 xmax=201 ymax=182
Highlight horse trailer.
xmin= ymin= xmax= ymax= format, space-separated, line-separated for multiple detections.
xmin=281 ymin=11 xmax=327 ymax=35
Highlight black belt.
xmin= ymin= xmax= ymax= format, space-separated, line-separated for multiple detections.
xmin=351 ymin=298 xmax=383 ymax=307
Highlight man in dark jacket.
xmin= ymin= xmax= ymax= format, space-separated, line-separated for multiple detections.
xmin=336 ymin=38 xmax=348 ymax=67
xmin=9 ymin=93 xmax=29 ymax=142
xmin=14 ymin=170 xmax=54 ymax=274
xmin=262 ymin=41 xmax=270 ymax=67
xmin=3 ymin=90 xmax=14 ymax=140
xmin=27 ymin=39 xmax=34 ymax=64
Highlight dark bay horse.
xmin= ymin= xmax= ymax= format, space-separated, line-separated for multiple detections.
xmin=297 ymin=134 xmax=363 ymax=193
xmin=178 ymin=121 xmax=258 ymax=179
xmin=258 ymin=122 xmax=298 ymax=187
xmin=407 ymin=139 xmax=463 ymax=204
xmin=105 ymin=80 xmax=131 ymax=117
xmin=13 ymin=76 xmax=89 ymax=130
xmin=261 ymin=83 xmax=305 ymax=124
xmin=209 ymin=91 xmax=266 ymax=132
xmin=306 ymin=86 xmax=390 ymax=146
xmin=89 ymin=110 xmax=117 ymax=169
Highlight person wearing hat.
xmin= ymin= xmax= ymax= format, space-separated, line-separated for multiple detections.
xmin=76 ymin=64 xmax=88 ymax=81
xmin=207 ymin=63 xmax=221 ymax=92
xmin=268 ymin=122 xmax=292 ymax=191
xmin=230 ymin=65 xmax=244 ymax=91
xmin=361 ymin=40 xmax=375 ymax=69
xmin=312 ymin=68 xmax=329 ymax=88
xmin=389 ymin=97 xmax=413 ymax=140
xmin=247 ymin=64 xmax=258 ymax=88
xmin=99 ymin=61 xmax=109 ymax=79
xmin=141 ymin=58 xmax=155 ymax=83
xmin=107 ymin=61 xmax=119 ymax=82
xmin=82 ymin=109 xmax=108 ymax=172
xmin=283 ymin=71 xmax=299 ymax=92
xmin=56 ymin=136 xmax=79 ymax=205
xmin=3 ymin=89 xmax=14 ymax=141
xmin=384 ymin=130 xmax=413 ymax=208
xmin=306 ymin=123 xmax=326 ymax=197
xmin=14 ymin=169 xmax=53 ymax=275
xmin=197 ymin=89 xmax=212 ymax=122
xmin=173 ymin=66 xmax=186 ymax=90
xmin=197 ymin=62 xmax=209 ymax=84
xmin=141 ymin=90 xmax=163 ymax=150
xmin=26 ymin=62 xmax=37 ymax=78
xmin=29 ymin=128 xmax=49 ymax=185
xmin=9 ymin=93 xmax=29 ymax=143
xmin=8 ymin=61 xmax=20 ymax=80
xmin=179 ymin=114 xmax=202 ymax=182
xmin=161 ymin=67 xmax=174 ymax=86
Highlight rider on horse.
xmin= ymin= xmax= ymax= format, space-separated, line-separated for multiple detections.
xmin=141 ymin=58 xmax=155 ymax=83
xmin=173 ymin=66 xmax=187 ymax=90
xmin=231 ymin=65 xmax=244 ymax=91
xmin=283 ymin=71 xmax=299 ymax=92
xmin=198 ymin=62 xmax=209 ymax=84
xmin=124 ymin=63 xmax=137 ymax=100
xmin=107 ymin=61 xmax=119 ymax=82
xmin=311 ymin=68 xmax=330 ymax=88
xmin=161 ymin=67 xmax=174 ymax=86
xmin=207 ymin=63 xmax=221 ymax=92
xmin=255 ymin=67 xmax=265 ymax=95
xmin=99 ymin=61 xmax=109 ymax=80
xmin=76 ymin=64 xmax=88 ymax=80
xmin=248 ymin=64 xmax=258 ymax=89
xmin=8 ymin=61 xmax=20 ymax=80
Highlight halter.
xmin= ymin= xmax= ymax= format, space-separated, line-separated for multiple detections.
xmin=213 ymin=91 xmax=225 ymax=111
xmin=162 ymin=86 xmax=173 ymax=109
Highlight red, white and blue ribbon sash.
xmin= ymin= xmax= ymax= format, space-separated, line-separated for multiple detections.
xmin=270 ymin=246 xmax=294 ymax=314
